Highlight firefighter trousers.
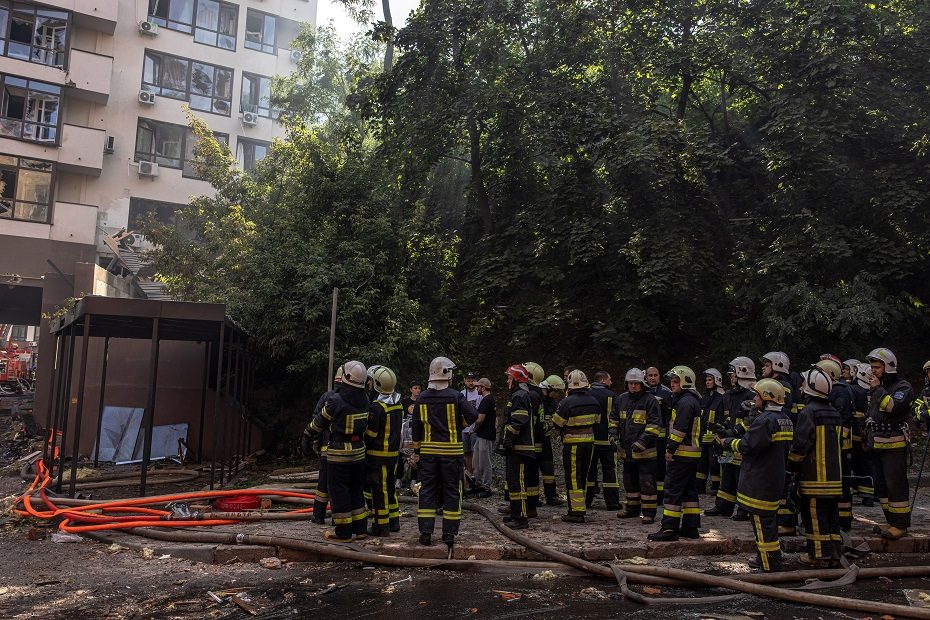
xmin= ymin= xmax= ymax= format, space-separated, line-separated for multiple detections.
xmin=366 ymin=458 xmax=399 ymax=530
xmin=714 ymin=462 xmax=741 ymax=516
xmin=328 ymin=460 xmax=367 ymax=539
xmin=696 ymin=445 xmax=720 ymax=492
xmin=562 ymin=443 xmax=593 ymax=515
xmin=417 ymin=455 xmax=464 ymax=536
xmin=799 ymin=496 xmax=842 ymax=560
xmin=539 ymin=437 xmax=558 ymax=501
xmin=655 ymin=437 xmax=667 ymax=505
xmin=872 ymin=450 xmax=911 ymax=529
xmin=838 ymin=451 xmax=853 ymax=531
xmin=660 ymin=460 xmax=700 ymax=532
xmin=851 ymin=441 xmax=875 ymax=497
xmin=507 ymin=452 xmax=539 ymax=518
xmin=749 ymin=511 xmax=782 ymax=572
xmin=586 ymin=445 xmax=621 ymax=509
xmin=778 ymin=468 xmax=798 ymax=529
xmin=621 ymin=459 xmax=658 ymax=519
xmin=313 ymin=456 xmax=329 ymax=523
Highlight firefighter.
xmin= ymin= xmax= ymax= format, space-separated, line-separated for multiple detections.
xmin=499 ymin=363 xmax=540 ymax=529
xmin=611 ymin=368 xmax=662 ymax=523
xmin=761 ymin=351 xmax=799 ymax=535
xmin=412 ymin=356 xmax=478 ymax=548
xmin=365 ymin=366 xmax=403 ymax=536
xmin=525 ymin=362 xmax=561 ymax=506
xmin=303 ymin=366 xmax=342 ymax=525
xmin=913 ymin=361 xmax=930 ymax=424
xmin=587 ymin=371 xmax=621 ymax=510
xmin=842 ymin=359 xmax=861 ymax=384
xmin=847 ymin=359 xmax=875 ymax=506
xmin=551 ymin=370 xmax=599 ymax=522
xmin=539 ymin=375 xmax=567 ymax=505
xmin=698 ymin=369 xmax=726 ymax=495
xmin=718 ymin=378 xmax=793 ymax=572
xmin=816 ymin=356 xmax=855 ymax=532
xmin=648 ymin=366 xmax=702 ymax=542
xmin=790 ymin=366 xmax=843 ymax=567
xmin=307 ymin=361 xmax=370 ymax=542
xmin=645 ymin=366 xmax=674 ymax=506
xmin=705 ymin=356 xmax=755 ymax=520
xmin=865 ymin=348 xmax=916 ymax=540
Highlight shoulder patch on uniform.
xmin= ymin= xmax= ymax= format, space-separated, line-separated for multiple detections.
xmin=893 ymin=391 xmax=906 ymax=401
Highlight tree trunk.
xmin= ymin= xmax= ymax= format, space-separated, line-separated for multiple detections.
xmin=469 ymin=117 xmax=493 ymax=233
xmin=382 ymin=0 xmax=394 ymax=72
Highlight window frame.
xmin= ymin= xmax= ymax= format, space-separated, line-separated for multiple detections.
xmin=244 ymin=8 xmax=276 ymax=55
xmin=142 ymin=48 xmax=233 ymax=117
xmin=236 ymin=136 xmax=270 ymax=172
xmin=0 ymin=74 xmax=63 ymax=145
xmin=0 ymin=2 xmax=71 ymax=69
xmin=239 ymin=72 xmax=278 ymax=119
xmin=0 ymin=154 xmax=56 ymax=224
xmin=133 ymin=117 xmax=228 ymax=179
xmin=148 ymin=0 xmax=238 ymax=51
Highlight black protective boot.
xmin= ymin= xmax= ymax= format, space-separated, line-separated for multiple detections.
xmin=418 ymin=532 xmax=432 ymax=546
xmin=647 ymin=529 xmax=679 ymax=542
xmin=561 ymin=514 xmax=585 ymax=523
xmin=367 ymin=525 xmax=390 ymax=537
xmin=508 ymin=518 xmax=529 ymax=530
xmin=679 ymin=527 xmax=701 ymax=539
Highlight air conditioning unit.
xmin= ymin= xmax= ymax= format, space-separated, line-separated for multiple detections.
xmin=139 ymin=20 xmax=159 ymax=35
xmin=289 ymin=49 xmax=303 ymax=63
xmin=138 ymin=161 xmax=159 ymax=177
xmin=104 ymin=135 xmax=115 ymax=154
xmin=241 ymin=111 xmax=258 ymax=126
xmin=138 ymin=90 xmax=156 ymax=105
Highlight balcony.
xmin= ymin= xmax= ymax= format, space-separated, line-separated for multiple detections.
xmin=0 ymin=124 xmax=105 ymax=176
xmin=39 ymin=0 xmax=118 ymax=35
xmin=0 ymin=48 xmax=113 ymax=104
xmin=0 ymin=201 xmax=98 ymax=245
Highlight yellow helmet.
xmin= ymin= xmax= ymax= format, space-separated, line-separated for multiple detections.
xmin=540 ymin=375 xmax=566 ymax=391
xmin=666 ymin=365 xmax=696 ymax=390
xmin=523 ymin=362 xmax=545 ymax=387
xmin=371 ymin=366 xmax=397 ymax=395
xmin=815 ymin=359 xmax=842 ymax=382
xmin=753 ymin=378 xmax=785 ymax=406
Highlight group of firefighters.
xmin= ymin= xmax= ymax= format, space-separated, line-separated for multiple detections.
xmin=302 ymin=349 xmax=930 ymax=573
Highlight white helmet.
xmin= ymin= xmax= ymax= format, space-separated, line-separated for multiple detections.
xmin=728 ymin=356 xmax=756 ymax=380
xmin=843 ymin=358 xmax=861 ymax=374
xmin=366 ymin=364 xmax=383 ymax=378
xmin=855 ymin=363 xmax=873 ymax=390
xmin=625 ymin=368 xmax=646 ymax=384
xmin=567 ymin=369 xmax=590 ymax=390
xmin=703 ymin=368 xmax=723 ymax=388
xmin=761 ymin=351 xmax=790 ymax=374
xmin=801 ymin=366 xmax=832 ymax=399
xmin=428 ymin=356 xmax=456 ymax=382
xmin=867 ymin=348 xmax=898 ymax=374
xmin=371 ymin=366 xmax=397 ymax=395
xmin=340 ymin=361 xmax=367 ymax=388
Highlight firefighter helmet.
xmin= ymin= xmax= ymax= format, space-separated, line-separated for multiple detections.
xmin=428 ymin=357 xmax=456 ymax=382
xmin=523 ymin=362 xmax=545 ymax=387
xmin=540 ymin=375 xmax=566 ymax=391
xmin=704 ymin=368 xmax=723 ymax=388
xmin=728 ymin=356 xmax=756 ymax=380
xmin=819 ymin=353 xmax=843 ymax=366
xmin=666 ymin=366 xmax=696 ymax=390
xmin=567 ymin=369 xmax=590 ymax=390
xmin=335 ymin=366 xmax=344 ymax=382
xmin=761 ymin=351 xmax=790 ymax=374
xmin=340 ymin=361 xmax=367 ymax=388
xmin=371 ymin=366 xmax=397 ymax=395
xmin=625 ymin=368 xmax=646 ymax=384
xmin=855 ymin=363 xmax=873 ymax=389
xmin=843 ymin=358 xmax=861 ymax=374
xmin=867 ymin=348 xmax=898 ymax=374
xmin=924 ymin=360 xmax=930 ymax=374
xmin=815 ymin=359 xmax=842 ymax=382
xmin=802 ymin=366 xmax=832 ymax=399
xmin=506 ymin=364 xmax=531 ymax=384
xmin=753 ymin=378 xmax=786 ymax=406
xmin=366 ymin=364 xmax=383 ymax=378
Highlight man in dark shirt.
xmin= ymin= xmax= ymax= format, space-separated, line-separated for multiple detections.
xmin=472 ymin=378 xmax=496 ymax=498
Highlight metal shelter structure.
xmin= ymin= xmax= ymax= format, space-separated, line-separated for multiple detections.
xmin=45 ymin=296 xmax=259 ymax=497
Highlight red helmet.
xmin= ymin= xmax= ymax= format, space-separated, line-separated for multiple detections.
xmin=505 ymin=364 xmax=530 ymax=384
xmin=819 ymin=353 xmax=842 ymax=366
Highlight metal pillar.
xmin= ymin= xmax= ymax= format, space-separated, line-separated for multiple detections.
xmin=196 ymin=341 xmax=210 ymax=462
xmin=67 ymin=315 xmax=92 ymax=498
xmin=43 ymin=333 xmax=64 ymax=465
xmin=54 ymin=323 xmax=77 ymax=491
xmin=138 ymin=318 xmax=160 ymax=497
xmin=209 ymin=323 xmax=225 ymax=490
xmin=92 ymin=336 xmax=110 ymax=468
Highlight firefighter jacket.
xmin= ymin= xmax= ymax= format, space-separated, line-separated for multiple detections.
xmin=667 ymin=390 xmax=702 ymax=461
xmin=310 ymin=384 xmax=370 ymax=463
xmin=789 ymin=397 xmax=843 ymax=497
xmin=647 ymin=383 xmax=674 ymax=436
xmin=774 ymin=374 xmax=797 ymax=421
xmin=700 ymin=389 xmax=726 ymax=447
xmin=724 ymin=405 xmax=793 ymax=513
xmin=850 ymin=382 xmax=869 ymax=443
xmin=830 ymin=380 xmax=855 ymax=451
xmin=720 ymin=386 xmax=754 ymax=466
xmin=610 ymin=390 xmax=662 ymax=460
xmin=528 ymin=386 xmax=545 ymax=453
xmin=502 ymin=385 xmax=538 ymax=455
xmin=915 ymin=384 xmax=930 ymax=423
xmin=542 ymin=395 xmax=559 ymax=433
xmin=307 ymin=388 xmax=335 ymax=455
xmin=411 ymin=387 xmax=478 ymax=457
xmin=589 ymin=382 xmax=619 ymax=448
xmin=366 ymin=393 xmax=403 ymax=461
xmin=866 ymin=375 xmax=916 ymax=452
xmin=551 ymin=389 xmax=599 ymax=444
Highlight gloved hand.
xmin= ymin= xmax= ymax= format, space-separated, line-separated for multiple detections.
xmin=701 ymin=432 xmax=717 ymax=444
xmin=300 ymin=428 xmax=315 ymax=457
xmin=609 ymin=435 xmax=618 ymax=450
xmin=631 ymin=441 xmax=646 ymax=453
xmin=503 ymin=436 xmax=514 ymax=452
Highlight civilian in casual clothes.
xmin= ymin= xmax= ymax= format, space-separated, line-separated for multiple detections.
xmin=398 ymin=380 xmax=422 ymax=489
xmin=472 ymin=378 xmax=497 ymax=498
xmin=462 ymin=372 xmax=482 ymax=491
